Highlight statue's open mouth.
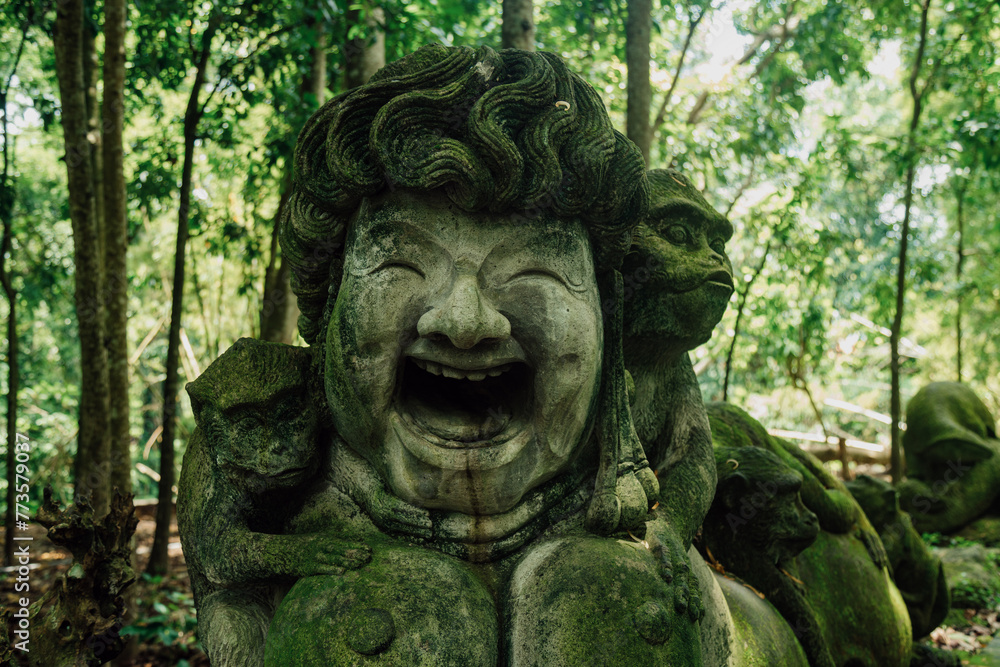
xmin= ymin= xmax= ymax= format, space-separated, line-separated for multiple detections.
xmin=397 ymin=356 xmax=533 ymax=447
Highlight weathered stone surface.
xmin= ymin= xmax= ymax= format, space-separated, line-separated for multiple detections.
xmin=848 ymin=474 xmax=950 ymax=639
xmin=263 ymin=542 xmax=499 ymax=666
xmin=181 ymin=44 xmax=718 ymax=665
xmin=898 ymin=382 xmax=1000 ymax=534
xmin=796 ymin=531 xmax=912 ymax=666
xmin=704 ymin=404 xmax=912 ymax=667
xmin=505 ymin=525 xmax=703 ymax=666
xmin=624 ymin=169 xmax=734 ymax=550
xmin=713 ymin=574 xmax=809 ymax=667
xmin=956 ymin=514 xmax=1000 ymax=547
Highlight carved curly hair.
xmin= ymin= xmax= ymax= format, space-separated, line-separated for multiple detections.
xmin=280 ymin=44 xmax=648 ymax=345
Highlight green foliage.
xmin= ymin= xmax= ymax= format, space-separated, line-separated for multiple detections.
xmin=922 ymin=532 xmax=979 ymax=549
xmin=121 ymin=573 xmax=201 ymax=650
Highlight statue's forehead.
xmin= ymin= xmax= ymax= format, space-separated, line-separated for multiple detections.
xmin=352 ymin=189 xmax=591 ymax=256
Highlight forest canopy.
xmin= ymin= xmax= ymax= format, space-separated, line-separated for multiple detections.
xmin=1 ymin=0 xmax=999 ymax=562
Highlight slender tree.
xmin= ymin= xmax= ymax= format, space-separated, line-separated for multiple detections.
xmin=54 ymin=0 xmax=112 ymax=516
xmin=1 ymin=10 xmax=30 ymax=565
xmin=625 ymin=0 xmax=652 ymax=164
xmin=344 ymin=2 xmax=385 ymax=90
xmin=103 ymin=0 xmax=130 ymax=497
xmin=259 ymin=21 xmax=327 ymax=344
xmin=501 ymin=0 xmax=535 ymax=50
xmin=147 ymin=14 xmax=221 ymax=575
xmin=723 ymin=239 xmax=771 ymax=402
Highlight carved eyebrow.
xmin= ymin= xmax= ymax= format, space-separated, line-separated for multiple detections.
xmin=482 ymin=225 xmax=588 ymax=289
xmin=647 ymin=201 xmax=733 ymax=242
xmin=364 ymin=218 xmax=444 ymax=251
xmin=220 ymin=388 xmax=304 ymax=415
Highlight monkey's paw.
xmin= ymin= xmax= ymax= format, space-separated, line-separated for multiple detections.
xmin=645 ymin=520 xmax=704 ymax=623
xmin=300 ymin=534 xmax=373 ymax=576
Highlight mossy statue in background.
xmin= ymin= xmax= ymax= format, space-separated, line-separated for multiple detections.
xmin=847 ymin=475 xmax=955 ymax=667
xmin=847 ymin=475 xmax=949 ymax=640
xmin=897 ymin=382 xmax=1000 ymax=534
xmin=180 ymin=45 xmax=716 ymax=666
xmin=704 ymin=403 xmax=913 ymax=667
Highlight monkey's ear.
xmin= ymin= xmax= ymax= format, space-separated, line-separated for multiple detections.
xmin=186 ymin=382 xmax=205 ymax=425
xmin=717 ymin=471 xmax=750 ymax=511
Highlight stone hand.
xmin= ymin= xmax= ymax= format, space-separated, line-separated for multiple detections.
xmin=645 ymin=520 xmax=704 ymax=623
xmin=295 ymin=534 xmax=372 ymax=577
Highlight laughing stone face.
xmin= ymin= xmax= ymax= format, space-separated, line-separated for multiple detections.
xmin=324 ymin=189 xmax=603 ymax=515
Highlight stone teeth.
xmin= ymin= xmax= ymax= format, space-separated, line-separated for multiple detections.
xmin=442 ymin=366 xmax=463 ymax=379
xmin=414 ymin=358 xmax=514 ymax=380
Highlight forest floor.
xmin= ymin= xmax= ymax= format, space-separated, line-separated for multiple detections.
xmin=2 ymin=499 xmax=1000 ymax=666
xmin=1 ymin=502 xmax=208 ymax=666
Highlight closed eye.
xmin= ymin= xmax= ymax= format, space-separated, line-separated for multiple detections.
xmin=506 ymin=269 xmax=573 ymax=288
xmin=372 ymin=260 xmax=425 ymax=278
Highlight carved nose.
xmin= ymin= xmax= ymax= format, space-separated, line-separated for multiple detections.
xmin=417 ymin=275 xmax=511 ymax=349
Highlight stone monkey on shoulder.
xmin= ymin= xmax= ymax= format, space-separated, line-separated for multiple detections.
xmin=179 ymin=339 xmax=371 ymax=665
xmin=622 ymin=168 xmax=735 ymax=547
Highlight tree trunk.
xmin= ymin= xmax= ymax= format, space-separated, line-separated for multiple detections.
xmin=955 ymin=184 xmax=965 ymax=382
xmin=501 ymin=0 xmax=535 ymax=50
xmin=83 ymin=21 xmax=105 ymax=270
xmin=55 ymin=0 xmax=111 ymax=517
xmin=723 ymin=240 xmax=770 ymax=402
xmin=2 ymin=285 xmax=16 ymax=567
xmin=344 ymin=3 xmax=385 ymax=90
xmin=1 ymin=9 xmax=30 ymax=568
xmin=625 ymin=0 xmax=652 ymax=164
xmin=103 ymin=0 xmax=131 ymax=498
xmin=890 ymin=0 xmax=931 ymax=485
xmin=259 ymin=186 xmax=299 ymax=344
xmin=147 ymin=22 xmax=217 ymax=575
xmin=1 ymin=110 xmax=18 ymax=565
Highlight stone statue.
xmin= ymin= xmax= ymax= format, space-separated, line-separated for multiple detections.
xmin=179 ymin=339 xmax=372 ymax=664
xmin=699 ymin=445 xmax=828 ymax=667
xmin=847 ymin=475 xmax=950 ymax=640
xmin=179 ymin=45 xmax=715 ymax=666
xmin=897 ymin=381 xmax=1000 ymax=534
xmin=622 ymin=168 xmax=734 ymax=548
xmin=704 ymin=404 xmax=913 ymax=667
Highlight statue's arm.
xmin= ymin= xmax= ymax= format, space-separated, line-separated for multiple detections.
xmin=198 ymin=514 xmax=371 ymax=586
xmin=651 ymin=356 xmax=716 ymax=548
xmin=182 ymin=430 xmax=370 ymax=587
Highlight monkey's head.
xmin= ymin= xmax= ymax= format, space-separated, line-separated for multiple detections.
xmin=188 ymin=339 xmax=322 ymax=492
xmin=707 ymin=446 xmax=819 ymax=567
xmin=622 ymin=169 xmax=734 ymax=358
